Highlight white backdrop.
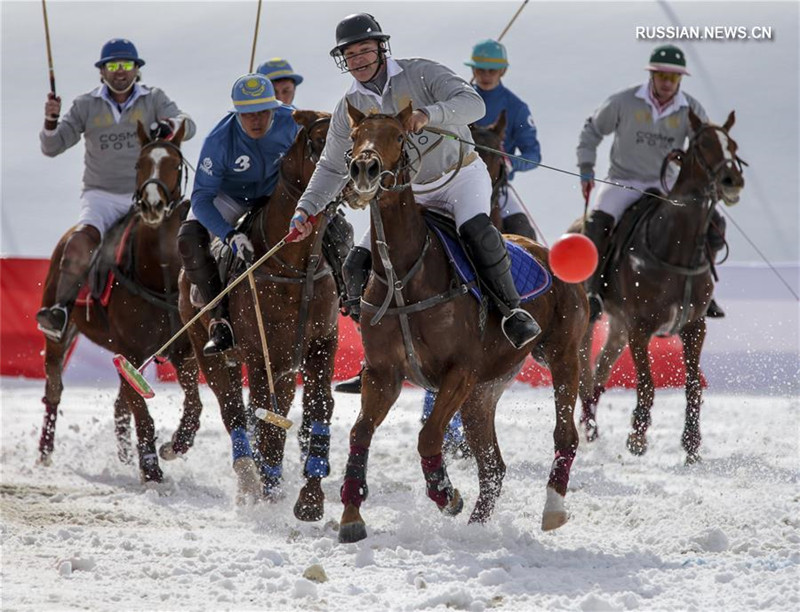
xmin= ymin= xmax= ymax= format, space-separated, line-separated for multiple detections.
xmin=2 ymin=0 xmax=798 ymax=265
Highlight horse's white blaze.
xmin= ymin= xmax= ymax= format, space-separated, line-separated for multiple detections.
xmin=716 ymin=130 xmax=735 ymax=163
xmin=144 ymin=148 xmax=169 ymax=205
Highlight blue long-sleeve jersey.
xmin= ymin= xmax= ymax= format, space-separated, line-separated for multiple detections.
xmin=191 ymin=105 xmax=299 ymax=240
xmin=473 ymin=83 xmax=541 ymax=178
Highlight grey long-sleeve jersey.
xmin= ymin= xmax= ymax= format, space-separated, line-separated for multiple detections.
xmin=40 ymin=84 xmax=195 ymax=194
xmin=576 ymin=83 xmax=707 ymax=183
xmin=297 ymin=57 xmax=485 ymax=216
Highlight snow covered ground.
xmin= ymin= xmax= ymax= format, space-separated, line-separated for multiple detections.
xmin=2 ymin=379 xmax=797 ymax=611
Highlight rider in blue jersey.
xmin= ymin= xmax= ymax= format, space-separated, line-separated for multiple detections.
xmin=178 ymin=74 xmax=298 ymax=355
xmin=467 ymin=39 xmax=540 ymax=240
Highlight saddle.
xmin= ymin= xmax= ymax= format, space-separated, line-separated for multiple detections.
xmin=423 ymin=209 xmax=551 ymax=304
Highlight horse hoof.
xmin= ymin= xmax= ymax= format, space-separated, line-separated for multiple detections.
xmin=233 ymin=457 xmax=262 ymax=505
xmin=338 ymin=521 xmax=367 ymax=543
xmin=158 ymin=442 xmax=178 ymax=461
xmin=542 ymin=486 xmax=569 ymax=531
xmin=294 ymin=499 xmax=324 ymax=522
xmin=626 ymin=433 xmax=648 ymax=456
xmin=440 ymin=488 xmax=464 ymax=517
xmin=140 ymin=465 xmax=164 ymax=484
xmin=685 ymin=453 xmax=702 ymax=466
xmin=541 ymin=510 xmax=569 ymax=531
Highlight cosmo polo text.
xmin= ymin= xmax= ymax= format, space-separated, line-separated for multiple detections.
xmin=636 ymin=25 xmax=773 ymax=40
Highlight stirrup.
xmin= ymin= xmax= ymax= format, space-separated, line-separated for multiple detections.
xmin=501 ymin=308 xmax=541 ymax=349
xmin=203 ymin=318 xmax=235 ymax=356
xmin=36 ymin=305 xmax=69 ymax=343
xmin=588 ymin=294 xmax=604 ymax=323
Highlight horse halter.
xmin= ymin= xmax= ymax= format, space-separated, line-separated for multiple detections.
xmin=133 ymin=139 xmax=187 ymax=217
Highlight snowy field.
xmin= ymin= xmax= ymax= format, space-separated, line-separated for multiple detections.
xmin=1 ymin=379 xmax=797 ymax=611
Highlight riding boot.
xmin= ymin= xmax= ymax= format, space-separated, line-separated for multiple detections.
xmin=583 ymin=210 xmax=616 ymax=322
xmin=334 ymin=363 xmax=364 ymax=394
xmin=341 ymin=246 xmax=372 ymax=323
xmin=502 ymin=212 xmax=537 ymax=241
xmin=177 ymin=220 xmax=236 ymax=355
xmin=321 ymin=208 xmax=355 ymax=309
xmin=460 ymin=214 xmax=541 ymax=349
xmin=37 ymin=225 xmax=101 ymax=342
xmin=705 ymin=207 xmax=727 ymax=319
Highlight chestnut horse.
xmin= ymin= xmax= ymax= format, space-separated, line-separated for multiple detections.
xmin=38 ymin=122 xmax=203 ymax=482
xmin=576 ymin=110 xmax=745 ymax=463
xmin=178 ymin=110 xmax=339 ymax=513
xmin=338 ymin=103 xmax=588 ymax=543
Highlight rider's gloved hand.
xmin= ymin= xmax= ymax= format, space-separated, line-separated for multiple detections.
xmin=150 ymin=119 xmax=175 ymax=140
xmin=579 ymin=165 xmax=595 ymax=204
xmin=225 ymin=231 xmax=254 ymax=265
xmin=289 ymin=208 xmax=313 ymax=242
xmin=44 ymin=92 xmax=61 ymax=128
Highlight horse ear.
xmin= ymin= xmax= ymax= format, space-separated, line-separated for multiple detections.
xmin=493 ymin=109 xmax=507 ymax=136
xmin=723 ymin=111 xmax=736 ymax=132
xmin=396 ymin=102 xmax=413 ymax=129
xmin=292 ymin=109 xmax=316 ymax=130
xmin=688 ymin=107 xmax=702 ymax=132
xmin=171 ymin=120 xmax=187 ymax=146
xmin=136 ymin=120 xmax=150 ymax=146
xmin=347 ymin=101 xmax=365 ymax=127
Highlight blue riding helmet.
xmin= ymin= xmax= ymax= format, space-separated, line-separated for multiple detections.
xmin=464 ymin=39 xmax=509 ymax=70
xmin=230 ymin=74 xmax=281 ymax=114
xmin=257 ymin=58 xmax=304 ymax=86
xmin=94 ymin=38 xmax=145 ymax=68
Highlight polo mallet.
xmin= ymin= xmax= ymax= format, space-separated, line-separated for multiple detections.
xmin=497 ymin=0 xmax=529 ymax=41
xmin=113 ymin=217 xmax=315 ymax=421
xmin=248 ymin=0 xmax=263 ymax=73
xmin=41 ymin=0 xmax=56 ymax=95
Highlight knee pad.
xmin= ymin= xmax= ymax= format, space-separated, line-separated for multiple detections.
xmin=177 ymin=220 xmax=212 ymax=270
xmin=459 ymin=214 xmax=507 ymax=270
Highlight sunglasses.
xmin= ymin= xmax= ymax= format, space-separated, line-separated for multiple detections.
xmin=653 ymin=71 xmax=682 ymax=83
xmin=105 ymin=60 xmax=136 ymax=72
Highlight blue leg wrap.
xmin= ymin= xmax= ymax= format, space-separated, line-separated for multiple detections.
xmin=230 ymin=427 xmax=253 ymax=463
xmin=304 ymin=421 xmax=330 ymax=478
xmin=261 ymin=461 xmax=283 ymax=495
xmin=445 ymin=411 xmax=465 ymax=444
xmin=422 ymin=390 xmax=436 ymax=421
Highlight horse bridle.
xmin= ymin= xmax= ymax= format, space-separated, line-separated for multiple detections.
xmin=133 ymin=139 xmax=187 ymax=216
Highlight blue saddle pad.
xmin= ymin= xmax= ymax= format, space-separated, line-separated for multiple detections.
xmin=428 ymin=224 xmax=551 ymax=304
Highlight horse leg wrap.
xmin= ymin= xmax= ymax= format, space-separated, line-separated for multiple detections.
xmin=547 ymin=447 xmax=577 ymax=494
xmin=632 ymin=404 xmax=652 ymax=434
xmin=261 ymin=462 xmax=283 ymax=495
xmin=39 ymin=397 xmax=59 ymax=457
xmin=137 ymin=439 xmax=162 ymax=482
xmin=303 ymin=422 xmax=330 ymax=478
xmin=421 ymin=453 xmax=455 ymax=509
xmin=340 ymin=445 xmax=369 ymax=508
xmin=230 ymin=427 xmax=253 ymax=463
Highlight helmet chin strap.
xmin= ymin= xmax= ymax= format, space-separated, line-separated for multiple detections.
xmin=103 ymin=77 xmax=136 ymax=95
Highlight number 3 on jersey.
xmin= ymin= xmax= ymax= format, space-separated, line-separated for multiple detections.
xmin=234 ymin=155 xmax=251 ymax=172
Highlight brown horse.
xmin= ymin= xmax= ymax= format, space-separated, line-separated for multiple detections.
xmin=337 ymin=103 xmax=588 ymax=543
xmin=178 ymin=110 xmax=340 ymax=513
xmin=576 ymin=110 xmax=745 ymax=463
xmin=38 ymin=121 xmax=203 ymax=482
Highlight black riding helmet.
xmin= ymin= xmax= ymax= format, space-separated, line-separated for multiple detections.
xmin=330 ymin=13 xmax=391 ymax=70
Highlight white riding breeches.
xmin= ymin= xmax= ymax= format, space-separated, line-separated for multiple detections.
xmin=77 ymin=189 xmax=134 ymax=237
xmin=186 ymin=193 xmax=249 ymax=236
xmin=590 ymin=177 xmax=675 ymax=223
xmin=357 ymin=157 xmax=493 ymax=250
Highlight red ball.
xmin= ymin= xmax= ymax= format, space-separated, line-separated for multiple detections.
xmin=548 ymin=233 xmax=598 ymax=283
